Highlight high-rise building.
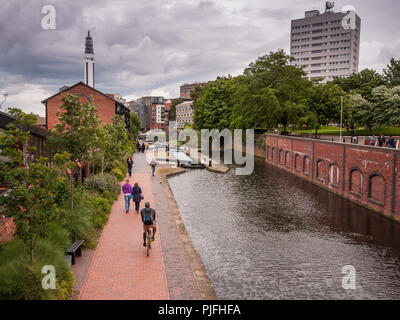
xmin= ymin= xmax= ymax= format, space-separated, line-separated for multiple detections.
xmin=290 ymin=2 xmax=361 ymax=82
xmin=84 ymin=31 xmax=95 ymax=88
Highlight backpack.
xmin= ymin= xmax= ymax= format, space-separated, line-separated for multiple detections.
xmin=142 ymin=208 xmax=154 ymax=225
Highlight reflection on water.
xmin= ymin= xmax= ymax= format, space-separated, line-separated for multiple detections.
xmin=168 ymin=157 xmax=400 ymax=300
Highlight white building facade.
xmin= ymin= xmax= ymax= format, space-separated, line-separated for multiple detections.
xmin=176 ymin=101 xmax=194 ymax=130
xmin=290 ymin=3 xmax=361 ymax=82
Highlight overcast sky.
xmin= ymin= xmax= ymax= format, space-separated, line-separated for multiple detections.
xmin=0 ymin=0 xmax=399 ymax=116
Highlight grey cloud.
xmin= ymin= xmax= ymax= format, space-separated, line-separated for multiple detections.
xmin=0 ymin=0 xmax=400 ymax=116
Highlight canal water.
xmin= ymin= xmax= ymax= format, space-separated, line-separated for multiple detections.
xmin=168 ymin=156 xmax=400 ymax=300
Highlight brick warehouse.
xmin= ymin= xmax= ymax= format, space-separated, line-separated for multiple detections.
xmin=265 ymin=135 xmax=400 ymax=223
xmin=42 ymin=81 xmax=131 ymax=130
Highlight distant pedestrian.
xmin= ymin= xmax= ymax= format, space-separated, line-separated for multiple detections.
xmin=370 ymin=136 xmax=376 ymax=146
xmin=127 ymin=157 xmax=133 ymax=177
xmin=131 ymin=182 xmax=143 ymax=214
xmin=141 ymin=142 xmax=146 ymax=153
xmin=150 ymin=159 xmax=157 ymax=176
xmin=122 ymin=179 xmax=133 ymax=214
xmin=136 ymin=141 xmax=141 ymax=152
xmin=378 ymin=134 xmax=386 ymax=147
xmin=387 ymin=136 xmax=396 ymax=148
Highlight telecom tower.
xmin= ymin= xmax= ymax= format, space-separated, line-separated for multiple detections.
xmin=84 ymin=31 xmax=95 ymax=88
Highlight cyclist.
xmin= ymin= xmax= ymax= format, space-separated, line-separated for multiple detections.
xmin=140 ymin=202 xmax=157 ymax=247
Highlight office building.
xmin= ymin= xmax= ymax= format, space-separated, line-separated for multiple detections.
xmin=290 ymin=2 xmax=361 ymax=82
xmin=176 ymin=101 xmax=194 ymax=130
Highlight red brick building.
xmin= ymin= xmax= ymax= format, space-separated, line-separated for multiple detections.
xmin=146 ymin=104 xmax=167 ymax=131
xmin=41 ymin=82 xmax=130 ymax=130
xmin=180 ymin=82 xmax=207 ymax=100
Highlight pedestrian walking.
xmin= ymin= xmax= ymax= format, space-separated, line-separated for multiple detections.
xmin=122 ymin=179 xmax=133 ymax=214
xmin=127 ymin=157 xmax=133 ymax=177
xmin=131 ymin=182 xmax=143 ymax=214
xmin=141 ymin=142 xmax=146 ymax=153
xmin=378 ymin=134 xmax=386 ymax=147
xmin=150 ymin=159 xmax=157 ymax=176
xmin=387 ymin=136 xmax=396 ymax=148
xmin=370 ymin=136 xmax=376 ymax=146
xmin=136 ymin=141 xmax=141 ymax=152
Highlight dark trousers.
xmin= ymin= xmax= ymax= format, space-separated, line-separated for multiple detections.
xmin=135 ymin=201 xmax=140 ymax=212
xmin=128 ymin=166 xmax=132 ymax=176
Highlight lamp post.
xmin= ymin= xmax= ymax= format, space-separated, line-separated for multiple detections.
xmin=340 ymin=95 xmax=343 ymax=142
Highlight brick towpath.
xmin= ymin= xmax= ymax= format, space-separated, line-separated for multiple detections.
xmin=78 ymin=152 xmax=208 ymax=300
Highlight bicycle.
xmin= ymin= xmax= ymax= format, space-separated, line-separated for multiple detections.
xmin=144 ymin=221 xmax=157 ymax=257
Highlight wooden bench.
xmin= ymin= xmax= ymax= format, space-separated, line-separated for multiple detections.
xmin=65 ymin=240 xmax=84 ymax=265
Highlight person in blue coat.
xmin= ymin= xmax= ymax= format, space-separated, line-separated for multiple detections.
xmin=131 ymin=182 xmax=143 ymax=214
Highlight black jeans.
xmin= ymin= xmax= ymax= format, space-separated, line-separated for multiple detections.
xmin=135 ymin=201 xmax=140 ymax=211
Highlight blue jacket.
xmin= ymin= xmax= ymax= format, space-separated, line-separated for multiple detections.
xmin=131 ymin=186 xmax=142 ymax=202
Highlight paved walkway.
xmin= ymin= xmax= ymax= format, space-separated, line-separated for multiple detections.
xmin=78 ymin=153 xmax=169 ymax=300
xmin=78 ymin=151 xmax=207 ymax=300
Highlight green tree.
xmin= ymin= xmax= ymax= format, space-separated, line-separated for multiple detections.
xmin=193 ymin=77 xmax=235 ymax=130
xmin=50 ymin=94 xmax=102 ymax=163
xmin=167 ymin=98 xmax=183 ymax=121
xmin=231 ymin=76 xmax=280 ymax=129
xmin=244 ymin=49 xmax=294 ymax=77
xmin=333 ymin=69 xmax=384 ymax=100
xmin=128 ymin=112 xmax=141 ymax=137
xmin=98 ymin=115 xmax=130 ymax=172
xmin=372 ymin=85 xmax=400 ymax=127
xmin=307 ymin=83 xmax=346 ymax=135
xmin=383 ymin=58 xmax=400 ymax=87
xmin=0 ymin=116 xmax=62 ymax=263
xmin=6 ymin=108 xmax=38 ymax=126
xmin=349 ymin=93 xmax=376 ymax=135
xmin=243 ymin=50 xmax=312 ymax=130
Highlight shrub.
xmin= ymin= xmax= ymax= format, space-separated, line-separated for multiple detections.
xmin=54 ymin=178 xmax=70 ymax=206
xmin=102 ymin=190 xmax=117 ymax=203
xmin=84 ymin=173 xmax=120 ymax=196
xmin=0 ymin=236 xmax=74 ymax=300
xmin=111 ymin=167 xmax=125 ymax=182
xmin=90 ymin=196 xmax=111 ymax=229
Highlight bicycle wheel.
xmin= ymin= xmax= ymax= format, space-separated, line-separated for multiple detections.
xmin=146 ymin=233 xmax=150 ymax=257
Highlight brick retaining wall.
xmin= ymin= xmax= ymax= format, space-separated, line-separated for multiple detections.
xmin=265 ymin=134 xmax=400 ymax=222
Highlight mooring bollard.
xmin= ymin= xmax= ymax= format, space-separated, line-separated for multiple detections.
xmin=209 ymin=160 xmax=212 ymax=167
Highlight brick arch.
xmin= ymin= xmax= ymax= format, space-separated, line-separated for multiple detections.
xmin=271 ymin=147 xmax=276 ymax=162
xmin=349 ymin=168 xmax=363 ymax=196
xmin=285 ymin=151 xmax=291 ymax=168
xmin=316 ymin=158 xmax=325 ymax=182
xmin=295 ymin=153 xmax=302 ymax=172
xmin=368 ymin=173 xmax=386 ymax=206
xmin=267 ymin=146 xmax=270 ymax=160
xmin=303 ymin=155 xmax=311 ymax=175
xmin=279 ymin=149 xmax=285 ymax=165
xmin=328 ymin=161 xmax=340 ymax=187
